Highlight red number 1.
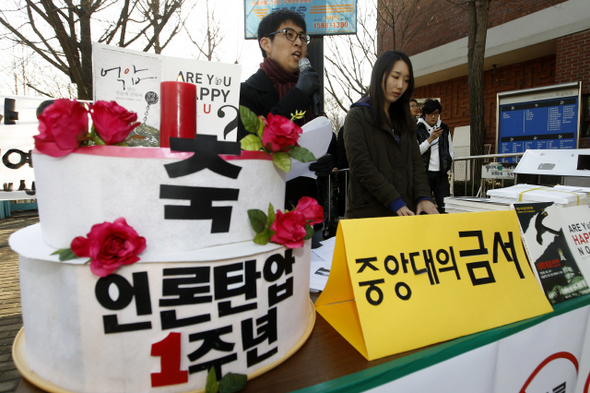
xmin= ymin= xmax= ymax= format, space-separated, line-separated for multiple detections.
xmin=151 ymin=332 xmax=188 ymax=387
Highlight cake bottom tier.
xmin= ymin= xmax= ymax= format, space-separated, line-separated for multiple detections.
xmin=12 ymin=225 xmax=314 ymax=393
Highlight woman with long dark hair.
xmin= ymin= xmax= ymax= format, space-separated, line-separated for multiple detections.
xmin=343 ymin=50 xmax=438 ymax=218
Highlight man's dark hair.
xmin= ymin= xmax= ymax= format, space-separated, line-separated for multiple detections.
xmin=257 ymin=10 xmax=306 ymax=58
xmin=421 ymin=99 xmax=442 ymax=115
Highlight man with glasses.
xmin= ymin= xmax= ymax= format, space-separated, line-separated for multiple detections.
xmin=416 ymin=99 xmax=454 ymax=213
xmin=239 ymin=9 xmax=319 ymax=130
xmin=410 ymin=98 xmax=422 ymax=122
xmin=239 ymin=9 xmax=334 ymax=247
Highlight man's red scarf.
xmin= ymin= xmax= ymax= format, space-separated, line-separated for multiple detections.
xmin=259 ymin=57 xmax=314 ymax=123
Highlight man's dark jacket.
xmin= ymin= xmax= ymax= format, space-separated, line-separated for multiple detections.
xmin=237 ymin=69 xmax=311 ymax=140
xmin=238 ymin=68 xmax=316 ymax=209
xmin=415 ymin=121 xmax=453 ymax=173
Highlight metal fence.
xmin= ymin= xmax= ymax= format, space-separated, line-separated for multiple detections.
xmin=326 ymin=152 xmax=525 ymax=222
xmin=451 ymin=152 xmax=524 ymax=197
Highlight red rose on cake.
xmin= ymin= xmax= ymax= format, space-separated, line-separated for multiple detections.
xmin=91 ymin=101 xmax=141 ymax=144
xmin=261 ymin=113 xmax=303 ymax=152
xmin=70 ymin=217 xmax=147 ymax=277
xmin=249 ymin=197 xmax=323 ymax=249
xmin=239 ymin=106 xmax=315 ymax=173
xmin=270 ymin=210 xmax=308 ymax=249
xmin=294 ymin=196 xmax=324 ymax=225
xmin=34 ymin=99 xmax=140 ymax=156
xmin=35 ymin=99 xmax=89 ymax=157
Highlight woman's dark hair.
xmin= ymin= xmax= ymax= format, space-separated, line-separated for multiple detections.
xmin=421 ymin=98 xmax=442 ymax=116
xmin=36 ymin=100 xmax=56 ymax=118
xmin=257 ymin=10 xmax=307 ymax=58
xmin=367 ymin=50 xmax=415 ymax=134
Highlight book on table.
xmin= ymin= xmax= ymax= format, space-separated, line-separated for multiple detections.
xmin=513 ymin=202 xmax=590 ymax=304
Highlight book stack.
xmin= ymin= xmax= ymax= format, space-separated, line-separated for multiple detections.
xmin=487 ymin=184 xmax=590 ymax=206
xmin=444 ymin=196 xmax=512 ymax=214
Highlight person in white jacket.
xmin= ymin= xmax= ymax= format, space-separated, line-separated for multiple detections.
xmin=415 ymin=99 xmax=454 ymax=213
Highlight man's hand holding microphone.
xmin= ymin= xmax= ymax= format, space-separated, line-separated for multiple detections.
xmin=297 ymin=58 xmax=321 ymax=117
xmin=297 ymin=58 xmax=335 ymax=177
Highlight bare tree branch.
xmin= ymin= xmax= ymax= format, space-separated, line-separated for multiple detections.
xmin=324 ymin=0 xmax=378 ymax=117
xmin=184 ymin=0 xmax=224 ymax=61
xmin=0 ymin=0 xmax=188 ymax=99
xmin=0 ymin=13 xmax=67 ymax=73
xmin=323 ymin=0 xmax=435 ymax=124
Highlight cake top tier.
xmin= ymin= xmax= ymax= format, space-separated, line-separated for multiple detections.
xmin=33 ymin=145 xmax=287 ymax=258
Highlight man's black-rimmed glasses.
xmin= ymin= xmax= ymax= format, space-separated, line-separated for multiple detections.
xmin=267 ymin=28 xmax=311 ymax=45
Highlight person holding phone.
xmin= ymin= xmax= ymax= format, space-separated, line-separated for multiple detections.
xmin=416 ymin=99 xmax=454 ymax=213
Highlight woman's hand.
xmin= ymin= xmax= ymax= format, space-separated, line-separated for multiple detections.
xmin=416 ymin=200 xmax=439 ymax=215
xmin=396 ymin=205 xmax=415 ymax=216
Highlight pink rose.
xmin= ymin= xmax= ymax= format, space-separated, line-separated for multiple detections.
xmin=34 ymin=99 xmax=88 ymax=157
xmin=294 ymin=197 xmax=324 ymax=225
xmin=91 ymin=101 xmax=140 ymax=144
xmin=270 ymin=210 xmax=308 ymax=249
xmin=261 ymin=113 xmax=302 ymax=152
xmin=71 ymin=217 xmax=147 ymax=277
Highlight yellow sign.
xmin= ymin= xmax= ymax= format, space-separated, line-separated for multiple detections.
xmin=315 ymin=210 xmax=553 ymax=361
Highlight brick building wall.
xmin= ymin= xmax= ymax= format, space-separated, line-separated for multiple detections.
xmin=413 ymin=55 xmax=557 ymax=152
xmin=555 ymin=29 xmax=590 ymax=94
xmin=412 ymin=28 xmax=590 ymax=152
xmin=381 ymin=0 xmax=569 ymax=55
xmin=555 ymin=29 xmax=590 ymax=147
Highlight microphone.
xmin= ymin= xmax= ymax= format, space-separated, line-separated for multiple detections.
xmin=298 ymin=58 xmax=320 ymax=117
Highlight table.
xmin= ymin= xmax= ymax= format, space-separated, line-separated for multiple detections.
xmin=0 ymin=191 xmax=36 ymax=219
xmin=16 ymin=293 xmax=590 ymax=392
xmin=15 ymin=293 xmax=428 ymax=393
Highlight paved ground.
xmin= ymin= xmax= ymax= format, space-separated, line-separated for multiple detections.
xmin=0 ymin=211 xmax=39 ymax=393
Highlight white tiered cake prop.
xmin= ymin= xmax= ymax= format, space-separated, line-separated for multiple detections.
xmin=11 ymin=145 xmax=314 ymax=393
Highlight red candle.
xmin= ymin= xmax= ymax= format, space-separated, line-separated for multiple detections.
xmin=159 ymin=81 xmax=197 ymax=148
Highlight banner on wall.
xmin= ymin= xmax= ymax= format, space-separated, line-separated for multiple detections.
xmin=0 ymin=96 xmax=43 ymax=196
xmin=92 ymin=43 xmax=242 ymax=142
xmin=315 ymin=210 xmax=554 ymax=361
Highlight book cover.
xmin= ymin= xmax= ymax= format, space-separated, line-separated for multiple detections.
xmin=92 ymin=43 xmax=242 ymax=143
xmin=514 ymin=202 xmax=590 ymax=304
xmin=555 ymin=204 xmax=590 ymax=281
